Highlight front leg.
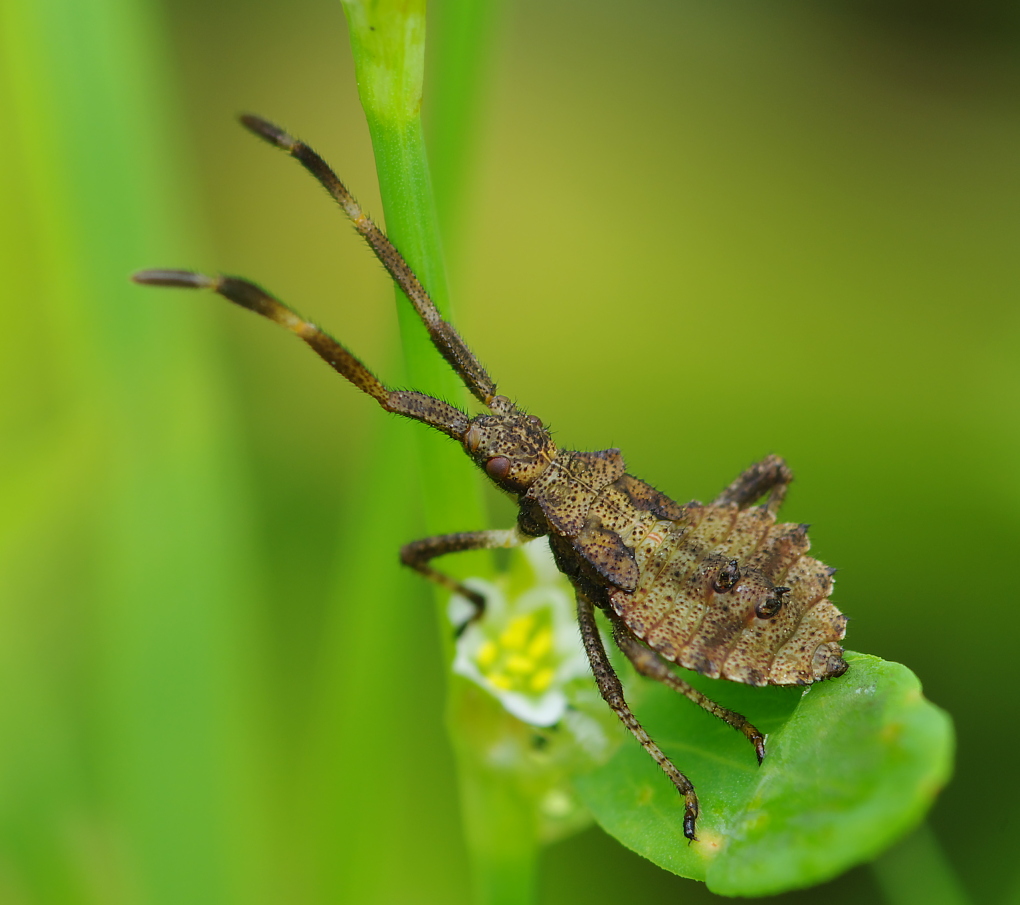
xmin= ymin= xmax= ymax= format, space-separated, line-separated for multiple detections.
xmin=712 ymin=453 xmax=793 ymax=514
xmin=400 ymin=527 xmax=527 ymax=623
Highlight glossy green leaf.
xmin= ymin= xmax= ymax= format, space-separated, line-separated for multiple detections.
xmin=575 ymin=651 xmax=953 ymax=896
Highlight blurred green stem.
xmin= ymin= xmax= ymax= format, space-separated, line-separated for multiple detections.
xmin=427 ymin=0 xmax=503 ymax=244
xmin=342 ymin=0 xmax=481 ymax=539
xmin=340 ymin=2 xmax=536 ymax=903
xmin=871 ymin=824 xmax=972 ymax=905
xmin=461 ymin=769 xmax=538 ymax=905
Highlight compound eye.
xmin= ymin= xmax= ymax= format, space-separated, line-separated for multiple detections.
xmin=485 ymin=456 xmax=511 ymax=481
xmin=527 ymin=414 xmax=543 ymax=427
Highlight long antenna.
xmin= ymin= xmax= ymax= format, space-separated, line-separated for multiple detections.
xmin=132 ymin=269 xmax=471 ymax=440
xmin=238 ymin=114 xmax=498 ymax=406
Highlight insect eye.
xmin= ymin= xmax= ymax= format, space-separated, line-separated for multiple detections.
xmin=485 ymin=456 xmax=511 ymax=481
xmin=713 ymin=560 xmax=740 ymax=593
xmin=527 ymin=415 xmax=543 ymax=427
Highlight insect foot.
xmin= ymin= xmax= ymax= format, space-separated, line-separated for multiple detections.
xmin=134 ymin=116 xmax=848 ymax=843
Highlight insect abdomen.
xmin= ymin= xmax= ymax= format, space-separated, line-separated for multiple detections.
xmin=610 ymin=504 xmax=848 ymax=686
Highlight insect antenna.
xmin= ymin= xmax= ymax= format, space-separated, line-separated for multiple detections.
xmin=131 ymin=269 xmax=471 ymax=441
xmin=238 ymin=114 xmax=499 ymax=408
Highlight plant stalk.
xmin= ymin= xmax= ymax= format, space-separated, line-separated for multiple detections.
xmin=340 ymin=2 xmax=538 ymax=902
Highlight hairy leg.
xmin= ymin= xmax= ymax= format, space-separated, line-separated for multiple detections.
xmin=400 ymin=528 xmax=525 ymax=623
xmin=576 ymin=593 xmax=700 ymax=841
xmin=612 ymin=621 xmax=765 ymax=763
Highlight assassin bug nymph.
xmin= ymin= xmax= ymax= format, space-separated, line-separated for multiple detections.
xmin=134 ymin=115 xmax=849 ymax=841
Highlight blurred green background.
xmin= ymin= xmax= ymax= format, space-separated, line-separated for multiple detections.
xmin=2 ymin=0 xmax=1018 ymax=902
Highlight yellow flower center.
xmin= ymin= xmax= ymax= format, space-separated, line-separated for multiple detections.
xmin=475 ymin=611 xmax=557 ymax=696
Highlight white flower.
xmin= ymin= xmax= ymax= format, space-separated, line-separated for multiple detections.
xmin=449 ymin=539 xmax=591 ymax=727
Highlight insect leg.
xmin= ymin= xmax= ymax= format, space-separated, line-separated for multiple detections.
xmin=611 ymin=623 xmax=766 ymax=763
xmin=712 ymin=453 xmax=793 ymax=514
xmin=237 ymin=115 xmax=498 ymax=407
xmin=400 ymin=528 xmax=527 ymax=624
xmin=576 ymin=593 xmax=700 ymax=841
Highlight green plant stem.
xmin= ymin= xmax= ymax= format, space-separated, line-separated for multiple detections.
xmin=340 ymin=3 xmax=538 ymax=903
xmin=365 ymin=115 xmax=478 ymax=536
xmin=426 ymin=0 xmax=504 ymax=244
xmin=342 ymin=0 xmax=485 ymax=545
xmin=460 ymin=768 xmax=539 ymax=905
xmin=871 ymin=824 xmax=972 ymax=905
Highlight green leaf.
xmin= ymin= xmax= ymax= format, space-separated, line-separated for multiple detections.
xmin=575 ymin=651 xmax=953 ymax=897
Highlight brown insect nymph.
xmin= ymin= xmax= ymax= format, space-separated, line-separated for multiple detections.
xmin=134 ymin=115 xmax=849 ymax=841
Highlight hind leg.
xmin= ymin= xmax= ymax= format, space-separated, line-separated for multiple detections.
xmin=611 ymin=621 xmax=765 ymax=763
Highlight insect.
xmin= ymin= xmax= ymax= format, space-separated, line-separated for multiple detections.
xmin=134 ymin=115 xmax=849 ymax=841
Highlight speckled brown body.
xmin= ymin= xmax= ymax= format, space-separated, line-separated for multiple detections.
xmin=135 ymin=115 xmax=848 ymax=843
xmin=609 ymin=503 xmax=846 ymax=687
xmin=519 ymin=449 xmax=847 ymax=689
